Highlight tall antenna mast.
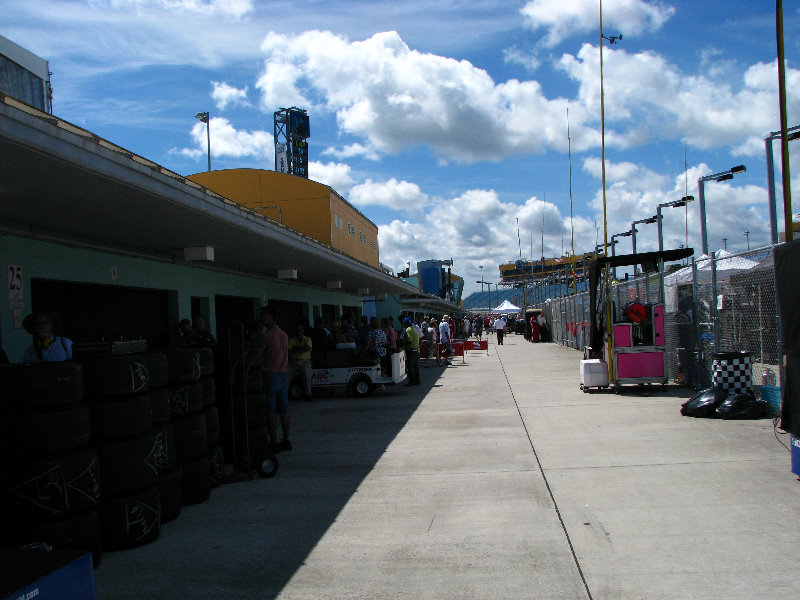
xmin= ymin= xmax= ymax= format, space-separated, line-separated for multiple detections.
xmin=568 ymin=107 xmax=576 ymax=293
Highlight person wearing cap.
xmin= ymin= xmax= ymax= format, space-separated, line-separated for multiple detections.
xmin=403 ymin=317 xmax=421 ymax=386
xmin=258 ymin=305 xmax=291 ymax=453
xmin=22 ymin=311 xmax=73 ymax=363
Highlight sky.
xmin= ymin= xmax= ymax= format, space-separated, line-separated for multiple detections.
xmin=4 ymin=0 xmax=800 ymax=296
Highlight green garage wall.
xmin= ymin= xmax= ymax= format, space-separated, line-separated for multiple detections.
xmin=1 ymin=234 xmax=365 ymax=362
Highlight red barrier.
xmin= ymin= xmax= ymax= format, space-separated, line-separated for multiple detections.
xmin=420 ymin=341 xmax=466 ymax=362
xmin=463 ymin=339 xmax=488 ymax=353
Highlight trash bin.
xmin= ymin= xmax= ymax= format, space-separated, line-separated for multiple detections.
xmin=711 ymin=351 xmax=752 ymax=396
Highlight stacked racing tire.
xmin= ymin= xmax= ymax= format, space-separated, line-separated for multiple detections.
xmin=162 ymin=348 xmax=211 ymax=506
xmin=82 ymin=354 xmax=161 ymax=551
xmin=145 ymin=351 xmax=180 ymax=522
xmin=0 ymin=361 xmax=104 ymax=566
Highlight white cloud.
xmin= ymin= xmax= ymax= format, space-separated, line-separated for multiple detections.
xmin=576 ymin=158 xmax=774 ymax=259
xmin=255 ymin=30 xmax=598 ymax=162
xmin=520 ymin=0 xmax=674 ymax=47
xmin=559 ymin=45 xmax=800 ymax=154
xmin=211 ymin=81 xmax=249 ymax=110
xmin=349 ymin=179 xmax=430 ymax=214
xmin=503 ymin=46 xmax=541 ymax=71
xmin=309 ymin=161 xmax=355 ymax=194
xmin=376 ymin=189 xmax=587 ymax=295
xmin=321 ymin=143 xmax=380 ymax=161
xmin=173 ymin=117 xmax=272 ymax=160
xmin=107 ymin=0 xmax=254 ymax=20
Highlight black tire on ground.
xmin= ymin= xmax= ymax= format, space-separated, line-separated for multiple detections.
xmin=199 ymin=376 xmax=216 ymax=407
xmin=208 ymin=446 xmax=224 ymax=487
xmin=197 ymin=347 xmax=214 ymax=377
xmin=171 ymin=413 xmax=208 ymax=463
xmin=89 ymin=394 xmax=153 ymax=439
xmin=179 ymin=456 xmax=211 ymax=506
xmin=81 ymin=355 xmax=150 ymax=397
xmin=0 ymin=361 xmax=84 ymax=413
xmin=13 ymin=508 xmax=104 ymax=568
xmin=12 ymin=405 xmax=92 ymax=457
xmin=167 ymin=382 xmax=204 ymax=417
xmin=162 ymin=348 xmax=201 ymax=383
xmin=257 ymin=454 xmax=279 ymax=479
xmin=10 ymin=448 xmax=101 ymax=518
xmin=204 ymin=405 xmax=220 ymax=447
xmin=149 ymin=388 xmax=171 ymax=424
xmin=144 ymin=352 xmax=169 ymax=389
xmin=349 ymin=374 xmax=373 ymax=398
xmin=155 ymin=467 xmax=181 ymax=523
xmin=149 ymin=422 xmax=176 ymax=475
xmin=245 ymin=393 xmax=268 ymax=428
xmin=95 ymin=433 xmax=159 ymax=496
xmin=100 ymin=486 xmax=160 ymax=550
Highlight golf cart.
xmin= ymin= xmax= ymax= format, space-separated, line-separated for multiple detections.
xmin=290 ymin=349 xmax=406 ymax=398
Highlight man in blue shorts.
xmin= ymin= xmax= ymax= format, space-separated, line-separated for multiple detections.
xmin=259 ymin=305 xmax=291 ymax=453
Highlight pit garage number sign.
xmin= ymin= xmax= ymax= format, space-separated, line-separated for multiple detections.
xmin=8 ymin=264 xmax=23 ymax=310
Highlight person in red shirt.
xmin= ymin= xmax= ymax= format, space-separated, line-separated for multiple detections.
xmin=259 ymin=305 xmax=291 ymax=453
xmin=530 ymin=314 xmax=540 ymax=343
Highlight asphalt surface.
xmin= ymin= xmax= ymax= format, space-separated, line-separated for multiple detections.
xmin=92 ymin=334 xmax=800 ymax=599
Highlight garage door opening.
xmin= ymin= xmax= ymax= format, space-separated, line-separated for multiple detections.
xmin=30 ymin=279 xmax=173 ymax=349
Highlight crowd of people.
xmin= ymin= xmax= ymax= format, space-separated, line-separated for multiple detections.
xmin=11 ymin=306 xmax=549 ymax=457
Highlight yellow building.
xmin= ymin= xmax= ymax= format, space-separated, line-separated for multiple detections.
xmin=188 ymin=169 xmax=379 ymax=268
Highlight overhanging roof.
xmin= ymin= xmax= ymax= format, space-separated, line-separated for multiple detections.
xmin=0 ymin=95 xmax=433 ymax=300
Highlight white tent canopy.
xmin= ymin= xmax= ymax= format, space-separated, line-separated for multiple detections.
xmin=664 ymin=249 xmax=760 ymax=312
xmin=664 ymin=249 xmax=759 ymax=286
xmin=492 ymin=299 xmax=521 ymax=314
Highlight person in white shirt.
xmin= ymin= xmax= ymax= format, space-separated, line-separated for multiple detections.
xmin=426 ymin=320 xmax=440 ymax=366
xmin=438 ymin=316 xmax=452 ymax=365
xmin=537 ymin=313 xmax=548 ymax=342
xmin=495 ymin=316 xmax=507 ymax=345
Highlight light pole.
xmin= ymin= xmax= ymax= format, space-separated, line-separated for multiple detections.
xmin=698 ymin=165 xmax=746 ymax=256
xmin=631 ymin=216 xmax=657 ymax=256
xmin=764 ymin=125 xmax=800 ymax=243
xmin=610 ymin=231 xmax=632 ymax=280
xmin=631 ymin=216 xmax=656 ymax=300
xmin=656 ymin=196 xmax=694 ymax=252
xmin=722 ymin=238 xmax=727 ymax=250
xmin=656 ymin=196 xmax=694 ymax=303
xmin=744 ymin=230 xmax=750 ymax=250
xmin=195 ymin=112 xmax=211 ymax=171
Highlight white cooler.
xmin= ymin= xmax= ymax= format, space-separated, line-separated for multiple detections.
xmin=580 ymin=359 xmax=609 ymax=388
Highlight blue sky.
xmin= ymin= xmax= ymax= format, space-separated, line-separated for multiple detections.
xmin=4 ymin=0 xmax=800 ymax=295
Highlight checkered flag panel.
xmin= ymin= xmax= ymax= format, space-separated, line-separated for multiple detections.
xmin=712 ymin=355 xmax=752 ymax=395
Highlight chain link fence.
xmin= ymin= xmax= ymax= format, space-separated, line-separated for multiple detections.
xmin=541 ymin=246 xmax=780 ymax=393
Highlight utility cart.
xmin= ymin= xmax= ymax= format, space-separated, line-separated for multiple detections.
xmin=290 ymin=349 xmax=406 ymax=398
